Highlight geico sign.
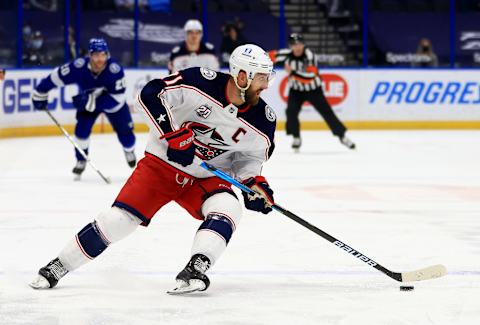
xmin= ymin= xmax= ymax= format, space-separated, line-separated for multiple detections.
xmin=279 ymin=73 xmax=348 ymax=106
xmin=2 ymin=78 xmax=76 ymax=113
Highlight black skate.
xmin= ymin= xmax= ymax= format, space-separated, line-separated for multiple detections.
xmin=292 ymin=137 xmax=302 ymax=152
xmin=167 ymin=254 xmax=211 ymax=295
xmin=29 ymin=257 xmax=69 ymax=289
xmin=340 ymin=135 xmax=356 ymax=150
xmin=72 ymin=160 xmax=87 ymax=180
xmin=124 ymin=150 xmax=136 ymax=168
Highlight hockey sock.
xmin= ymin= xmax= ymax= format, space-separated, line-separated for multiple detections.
xmin=59 ymin=221 xmax=109 ymax=271
xmin=76 ymin=221 xmax=110 ymax=258
xmin=191 ymin=212 xmax=235 ymax=265
xmin=59 ymin=208 xmax=140 ymax=271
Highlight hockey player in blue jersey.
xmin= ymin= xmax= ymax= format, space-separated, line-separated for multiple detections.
xmin=32 ymin=38 xmax=136 ymax=178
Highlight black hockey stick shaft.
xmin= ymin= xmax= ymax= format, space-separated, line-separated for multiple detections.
xmin=45 ymin=110 xmax=111 ymax=184
xmin=200 ymin=162 xmax=403 ymax=282
xmin=270 ymin=203 xmax=401 ymax=281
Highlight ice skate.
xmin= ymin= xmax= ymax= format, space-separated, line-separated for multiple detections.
xmin=30 ymin=257 xmax=68 ymax=289
xmin=292 ymin=137 xmax=302 ymax=153
xmin=124 ymin=150 xmax=136 ymax=168
xmin=339 ymin=135 xmax=356 ymax=150
xmin=72 ymin=160 xmax=87 ymax=180
xmin=167 ymin=254 xmax=211 ymax=295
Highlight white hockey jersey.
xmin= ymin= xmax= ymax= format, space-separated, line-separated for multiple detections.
xmin=135 ymin=67 xmax=276 ymax=181
xmin=169 ymin=42 xmax=220 ymax=73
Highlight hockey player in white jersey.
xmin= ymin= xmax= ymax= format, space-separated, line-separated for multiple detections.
xmin=30 ymin=44 xmax=277 ymax=294
xmin=168 ymin=19 xmax=220 ymax=73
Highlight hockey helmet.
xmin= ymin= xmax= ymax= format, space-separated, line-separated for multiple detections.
xmin=184 ymin=19 xmax=203 ymax=33
xmin=229 ymin=44 xmax=274 ymax=100
xmin=88 ymin=38 xmax=109 ymax=54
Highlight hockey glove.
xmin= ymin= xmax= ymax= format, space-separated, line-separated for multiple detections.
xmin=161 ymin=126 xmax=197 ymax=167
xmin=242 ymin=176 xmax=274 ymax=214
xmin=32 ymin=90 xmax=48 ymax=110
xmin=72 ymin=92 xmax=96 ymax=112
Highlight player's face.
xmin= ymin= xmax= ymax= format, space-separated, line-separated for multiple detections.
xmin=186 ymin=30 xmax=202 ymax=45
xmin=290 ymin=42 xmax=305 ymax=57
xmin=245 ymin=73 xmax=269 ymax=105
xmin=90 ymin=52 xmax=108 ymax=72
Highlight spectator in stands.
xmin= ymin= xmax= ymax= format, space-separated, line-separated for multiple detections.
xmin=68 ymin=26 xmax=87 ymax=59
xmin=220 ymin=23 xmax=246 ymax=66
xmin=413 ymin=38 xmax=438 ymax=67
xmin=23 ymin=23 xmax=33 ymax=44
xmin=168 ymin=19 xmax=219 ymax=73
xmin=0 ymin=69 xmax=5 ymax=81
xmin=23 ymin=30 xmax=46 ymax=66
xmin=232 ymin=16 xmax=245 ymax=33
xmin=68 ymin=26 xmax=77 ymax=58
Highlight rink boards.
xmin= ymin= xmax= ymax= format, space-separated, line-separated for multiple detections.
xmin=1 ymin=68 xmax=480 ymax=138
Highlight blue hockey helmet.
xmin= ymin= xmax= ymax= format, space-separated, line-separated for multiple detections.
xmin=88 ymin=38 xmax=109 ymax=54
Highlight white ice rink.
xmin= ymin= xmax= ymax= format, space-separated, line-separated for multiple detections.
xmin=1 ymin=130 xmax=479 ymax=325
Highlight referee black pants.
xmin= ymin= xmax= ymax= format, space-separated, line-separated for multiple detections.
xmin=286 ymin=88 xmax=346 ymax=138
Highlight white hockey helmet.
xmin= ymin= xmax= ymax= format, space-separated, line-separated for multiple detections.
xmin=184 ymin=19 xmax=203 ymax=33
xmin=229 ymin=44 xmax=275 ymax=100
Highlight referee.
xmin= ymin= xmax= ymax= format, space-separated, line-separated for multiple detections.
xmin=270 ymin=33 xmax=355 ymax=150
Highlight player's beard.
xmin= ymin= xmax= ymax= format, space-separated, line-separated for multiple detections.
xmin=244 ymin=86 xmax=261 ymax=106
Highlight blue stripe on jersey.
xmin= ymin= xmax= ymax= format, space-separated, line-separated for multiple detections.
xmin=138 ymin=79 xmax=174 ymax=134
xmin=198 ymin=213 xmax=234 ymax=243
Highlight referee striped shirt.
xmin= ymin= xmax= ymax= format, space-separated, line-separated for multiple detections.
xmin=269 ymin=48 xmax=322 ymax=92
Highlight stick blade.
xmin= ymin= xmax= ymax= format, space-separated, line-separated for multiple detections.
xmin=401 ymin=264 xmax=447 ymax=282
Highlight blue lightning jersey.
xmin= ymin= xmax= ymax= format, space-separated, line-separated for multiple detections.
xmin=35 ymin=57 xmax=127 ymax=113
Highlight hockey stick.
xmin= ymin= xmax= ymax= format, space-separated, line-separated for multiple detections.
xmin=201 ymin=162 xmax=447 ymax=283
xmin=45 ymin=110 xmax=111 ymax=184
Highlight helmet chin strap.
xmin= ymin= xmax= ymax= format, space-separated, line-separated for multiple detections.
xmin=233 ymin=77 xmax=252 ymax=102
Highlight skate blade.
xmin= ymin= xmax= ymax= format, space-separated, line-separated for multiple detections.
xmin=73 ymin=174 xmax=82 ymax=181
xmin=166 ymin=280 xmax=206 ymax=295
xmin=29 ymin=275 xmax=51 ymax=290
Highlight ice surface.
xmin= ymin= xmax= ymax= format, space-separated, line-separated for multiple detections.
xmin=1 ymin=130 xmax=479 ymax=325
